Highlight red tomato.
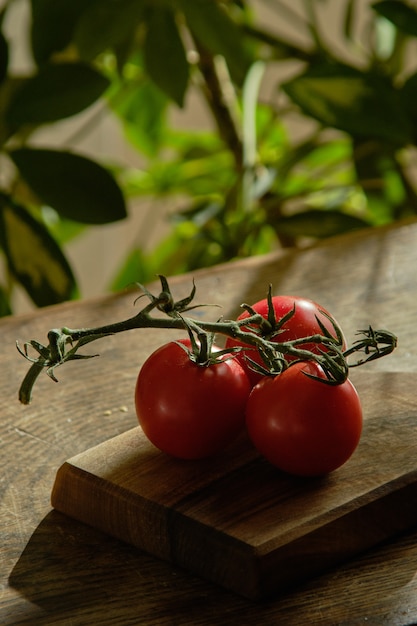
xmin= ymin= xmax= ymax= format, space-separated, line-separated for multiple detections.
xmin=245 ymin=361 xmax=362 ymax=476
xmin=225 ymin=295 xmax=345 ymax=386
xmin=135 ymin=339 xmax=251 ymax=459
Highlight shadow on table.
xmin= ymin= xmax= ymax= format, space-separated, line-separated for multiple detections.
xmin=9 ymin=509 xmax=242 ymax=624
xmin=8 ymin=508 xmax=417 ymax=626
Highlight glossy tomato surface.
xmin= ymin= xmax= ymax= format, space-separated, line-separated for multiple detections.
xmin=225 ymin=295 xmax=345 ymax=386
xmin=135 ymin=339 xmax=251 ymax=459
xmin=245 ymin=361 xmax=362 ymax=476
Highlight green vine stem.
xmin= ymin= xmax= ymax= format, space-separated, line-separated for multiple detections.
xmin=17 ymin=276 xmax=397 ymax=405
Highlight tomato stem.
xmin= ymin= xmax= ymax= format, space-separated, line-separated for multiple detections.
xmin=16 ymin=275 xmax=397 ymax=404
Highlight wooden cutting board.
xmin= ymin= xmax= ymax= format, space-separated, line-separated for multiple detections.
xmin=51 ymin=372 xmax=417 ymax=600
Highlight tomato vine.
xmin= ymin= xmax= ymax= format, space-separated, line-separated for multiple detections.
xmin=17 ymin=275 xmax=397 ymax=405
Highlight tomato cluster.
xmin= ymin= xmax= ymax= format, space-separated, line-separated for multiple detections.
xmin=134 ymin=295 xmax=363 ymax=477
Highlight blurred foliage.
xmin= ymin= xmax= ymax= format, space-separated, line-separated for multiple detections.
xmin=1 ymin=0 xmax=417 ymax=314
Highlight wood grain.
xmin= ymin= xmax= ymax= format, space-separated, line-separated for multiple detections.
xmin=3 ymin=219 xmax=417 ymax=624
xmin=51 ymin=371 xmax=417 ymax=600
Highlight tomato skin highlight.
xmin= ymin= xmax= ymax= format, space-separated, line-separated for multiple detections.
xmin=245 ymin=361 xmax=363 ymax=476
xmin=225 ymin=295 xmax=345 ymax=386
xmin=135 ymin=340 xmax=251 ymax=460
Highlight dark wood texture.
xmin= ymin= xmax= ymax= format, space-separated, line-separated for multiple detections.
xmin=50 ymin=370 xmax=417 ymax=600
xmin=2 ymin=219 xmax=417 ymax=623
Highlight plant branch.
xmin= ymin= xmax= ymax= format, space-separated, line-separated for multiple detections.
xmin=194 ymin=40 xmax=243 ymax=171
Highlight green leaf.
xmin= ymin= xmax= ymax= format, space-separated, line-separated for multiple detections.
xmin=6 ymin=63 xmax=109 ymax=127
xmin=283 ymin=61 xmax=412 ymax=145
xmin=0 ymin=27 xmax=8 ymax=85
xmin=30 ymin=0 xmax=95 ymax=65
xmin=0 ymin=285 xmax=12 ymax=317
xmin=40 ymin=207 xmax=87 ymax=245
xmin=0 ymin=195 xmax=77 ymax=307
xmin=144 ymin=5 xmax=189 ymax=107
xmin=74 ymin=0 xmax=145 ymax=61
xmin=111 ymin=77 xmax=168 ymax=157
xmin=399 ymin=71 xmax=417 ymax=140
xmin=178 ymin=0 xmax=252 ymax=85
xmin=272 ymin=209 xmax=369 ymax=239
xmin=372 ymin=1 xmax=417 ymax=37
xmin=147 ymin=227 xmax=222 ymax=275
xmin=9 ymin=148 xmax=127 ymax=224
xmin=110 ymin=247 xmax=149 ymax=291
xmin=122 ymin=146 xmax=234 ymax=198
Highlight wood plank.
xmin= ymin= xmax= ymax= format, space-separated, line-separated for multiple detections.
xmin=50 ymin=371 xmax=417 ymax=600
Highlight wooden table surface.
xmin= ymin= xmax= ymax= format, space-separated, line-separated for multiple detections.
xmin=2 ymin=220 xmax=417 ymax=625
